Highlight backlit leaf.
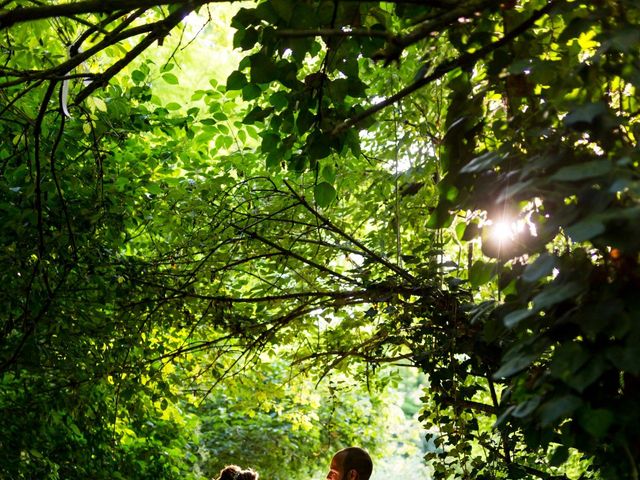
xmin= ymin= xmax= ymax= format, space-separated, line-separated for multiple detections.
xmin=314 ymin=182 xmax=336 ymax=208
xmin=162 ymin=73 xmax=179 ymax=85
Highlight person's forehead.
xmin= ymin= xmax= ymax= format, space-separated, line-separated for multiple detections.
xmin=330 ymin=455 xmax=343 ymax=469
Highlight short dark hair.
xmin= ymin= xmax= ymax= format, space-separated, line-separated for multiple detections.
xmin=337 ymin=447 xmax=373 ymax=480
xmin=237 ymin=468 xmax=259 ymax=480
xmin=216 ymin=466 xmax=258 ymax=480
xmin=217 ymin=465 xmax=242 ymax=480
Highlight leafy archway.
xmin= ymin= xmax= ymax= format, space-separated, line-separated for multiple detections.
xmin=1 ymin=1 xmax=639 ymax=479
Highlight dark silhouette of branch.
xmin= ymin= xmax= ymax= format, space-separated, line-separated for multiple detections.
xmin=373 ymin=2 xmax=495 ymax=64
xmin=33 ymin=81 xmax=56 ymax=271
xmin=479 ymin=438 xmax=570 ymax=480
xmin=0 ymin=264 xmax=72 ymax=373
xmin=487 ymin=373 xmax=513 ymax=464
xmin=0 ymin=0 xmax=210 ymax=29
xmin=70 ymin=10 xmax=129 ymax=53
xmin=284 ymin=180 xmax=417 ymax=284
xmin=49 ymin=97 xmax=77 ymax=259
xmin=438 ymin=394 xmax=498 ymax=415
xmin=0 ymin=13 xmax=153 ymax=89
xmin=294 ymin=350 xmax=414 ymax=366
xmin=239 ymin=226 xmax=362 ymax=286
xmin=133 ymin=283 xmax=372 ymax=303
xmin=276 ymin=28 xmax=391 ymax=40
xmin=75 ymin=2 xmax=197 ymax=103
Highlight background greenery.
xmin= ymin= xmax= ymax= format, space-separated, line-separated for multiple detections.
xmin=1 ymin=0 xmax=639 ymax=479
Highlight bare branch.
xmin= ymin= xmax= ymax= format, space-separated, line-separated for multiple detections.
xmin=239 ymin=226 xmax=362 ymax=286
xmin=0 ymin=0 xmax=210 ymax=29
xmin=75 ymin=2 xmax=196 ymax=102
xmin=283 ymin=180 xmax=417 ymax=284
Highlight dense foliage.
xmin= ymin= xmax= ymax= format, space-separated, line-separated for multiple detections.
xmin=1 ymin=0 xmax=639 ymax=479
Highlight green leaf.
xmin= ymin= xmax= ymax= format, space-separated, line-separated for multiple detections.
xmin=261 ymin=133 xmax=280 ymax=153
xmin=321 ymin=163 xmax=336 ymax=183
xmin=503 ymin=308 xmax=535 ymax=328
xmin=242 ymin=83 xmax=262 ymax=101
xmin=275 ymin=60 xmax=300 ymax=89
xmin=461 ymin=222 xmax=480 ymax=241
xmin=538 ymin=395 xmax=582 ymax=426
xmin=338 ymin=56 xmax=359 ymax=78
xmin=522 ymin=254 xmax=556 ymax=283
xmin=468 ymin=260 xmax=496 ymax=288
xmin=271 ymin=0 xmax=292 ymax=22
xmin=314 ymin=182 xmax=336 ymax=207
xmin=288 ymin=154 xmax=307 ymax=173
xmin=550 ymin=160 xmax=612 ymax=182
xmin=162 ymin=73 xmax=179 ymax=85
xmin=493 ymin=353 xmax=537 ymax=379
xmin=254 ymin=2 xmax=279 ymax=23
xmin=606 ymin=344 xmax=640 ymax=375
xmin=296 ymin=109 xmax=315 ymax=134
xmin=460 ymin=151 xmax=507 ymax=174
xmin=564 ymin=102 xmax=607 ymax=128
xmin=566 ymin=218 xmax=605 ymax=242
xmin=426 ymin=205 xmax=453 ymax=229
xmin=226 ymin=70 xmax=248 ymax=90
xmin=250 ymin=52 xmax=279 ymax=84
xmin=131 ymin=69 xmax=146 ymax=84
xmin=444 ymin=185 xmax=458 ymax=202
xmin=269 ymin=91 xmax=289 ymax=109
xmin=234 ymin=27 xmax=260 ymax=50
xmin=347 ymin=78 xmax=368 ymax=98
xmin=165 ymin=102 xmax=181 ymax=110
xmin=146 ymin=183 xmax=163 ymax=195
xmin=512 ymin=396 xmax=541 ymax=418
xmin=328 ymin=78 xmax=349 ymax=103
xmin=549 ymin=445 xmax=569 ymax=467
xmin=29 ymin=449 xmax=43 ymax=459
xmin=579 ymin=408 xmax=614 ymax=438
xmin=532 ymin=281 xmax=582 ymax=311
xmin=69 ymin=421 xmax=83 ymax=438
xmin=566 ymin=357 xmax=607 ymax=392
xmin=93 ymin=97 xmax=107 ymax=112
xmin=307 ymin=132 xmax=332 ymax=160
xmin=550 ymin=342 xmax=590 ymax=381
xmin=115 ymin=176 xmax=130 ymax=190
xmin=265 ymin=151 xmax=281 ymax=170
xmin=243 ymin=106 xmax=274 ymax=124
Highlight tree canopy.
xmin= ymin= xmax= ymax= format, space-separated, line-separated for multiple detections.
xmin=1 ymin=0 xmax=639 ymax=479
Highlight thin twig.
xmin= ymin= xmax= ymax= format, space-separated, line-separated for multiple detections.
xmin=284 ymin=179 xmax=417 ymax=283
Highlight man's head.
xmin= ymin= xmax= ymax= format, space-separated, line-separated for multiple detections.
xmin=326 ymin=447 xmax=373 ymax=480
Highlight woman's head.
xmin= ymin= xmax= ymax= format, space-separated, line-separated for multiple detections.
xmin=217 ymin=465 xmax=242 ymax=480
xmin=237 ymin=468 xmax=259 ymax=480
xmin=216 ymin=465 xmax=259 ymax=480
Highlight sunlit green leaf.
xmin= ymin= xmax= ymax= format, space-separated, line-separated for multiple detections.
xmin=162 ymin=72 xmax=179 ymax=85
xmin=314 ymin=181 xmax=336 ymax=207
